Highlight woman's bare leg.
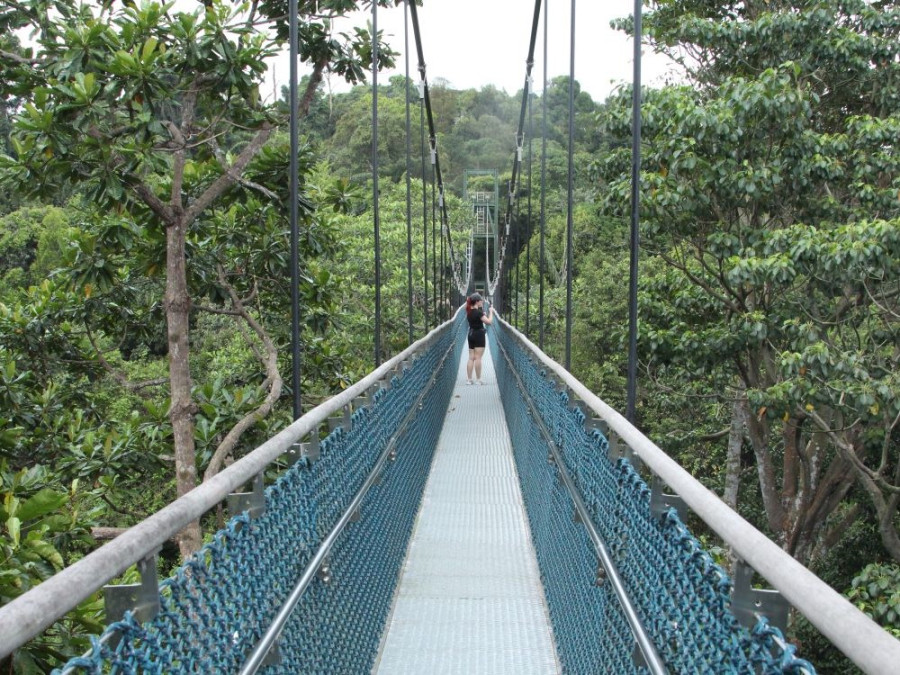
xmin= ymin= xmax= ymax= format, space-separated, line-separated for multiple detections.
xmin=467 ymin=348 xmax=477 ymax=381
xmin=473 ymin=347 xmax=485 ymax=381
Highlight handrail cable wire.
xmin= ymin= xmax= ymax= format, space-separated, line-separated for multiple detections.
xmin=488 ymin=0 xmax=543 ymax=300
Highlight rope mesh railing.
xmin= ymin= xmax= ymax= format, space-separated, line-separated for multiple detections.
xmin=489 ymin=320 xmax=816 ymax=675
xmin=53 ymin=313 xmax=466 ymax=674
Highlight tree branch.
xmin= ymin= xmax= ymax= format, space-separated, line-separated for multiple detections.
xmin=183 ymin=121 xmax=274 ymax=226
xmin=202 ymin=265 xmax=283 ymax=481
xmin=84 ymin=323 xmax=168 ymax=393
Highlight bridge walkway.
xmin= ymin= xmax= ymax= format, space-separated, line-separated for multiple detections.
xmin=374 ymin=342 xmax=560 ymax=674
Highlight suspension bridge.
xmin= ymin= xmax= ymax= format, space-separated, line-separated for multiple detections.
xmin=2 ymin=1 xmax=900 ymax=674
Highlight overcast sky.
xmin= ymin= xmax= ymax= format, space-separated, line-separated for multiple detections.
xmin=265 ymin=0 xmax=675 ymax=104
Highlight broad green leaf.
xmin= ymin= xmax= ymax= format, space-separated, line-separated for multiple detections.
xmin=17 ymin=488 xmax=67 ymax=522
xmin=6 ymin=516 xmax=21 ymax=547
xmin=23 ymin=537 xmax=65 ymax=569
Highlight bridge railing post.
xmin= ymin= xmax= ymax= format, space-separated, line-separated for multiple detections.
xmin=732 ymin=560 xmax=790 ymax=634
xmin=103 ymin=550 xmax=160 ymax=626
xmin=649 ymin=477 xmax=688 ymax=523
xmin=227 ymin=472 xmax=266 ymax=520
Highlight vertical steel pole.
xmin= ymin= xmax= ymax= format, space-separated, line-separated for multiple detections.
xmin=564 ymin=0 xmax=575 ymax=370
xmin=289 ymin=0 xmax=301 ymax=419
xmin=372 ymin=1 xmax=382 ymax=365
xmin=540 ymin=0 xmax=548 ymax=351
xmin=526 ymin=79 xmax=533 ymax=336
xmin=626 ymin=0 xmax=642 ymax=423
xmin=421 ymin=103 xmax=429 ymax=330
xmin=404 ymin=0 xmax=413 ymax=345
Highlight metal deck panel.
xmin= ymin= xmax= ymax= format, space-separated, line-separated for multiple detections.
xmin=374 ymin=342 xmax=560 ymax=674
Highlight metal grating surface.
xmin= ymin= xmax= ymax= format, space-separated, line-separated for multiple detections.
xmin=374 ymin=343 xmax=560 ymax=674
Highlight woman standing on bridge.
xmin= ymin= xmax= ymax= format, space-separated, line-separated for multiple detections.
xmin=465 ymin=293 xmax=494 ymax=385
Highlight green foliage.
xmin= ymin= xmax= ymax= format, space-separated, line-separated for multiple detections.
xmin=847 ymin=563 xmax=900 ymax=638
xmin=0 ymin=463 xmax=104 ymax=671
xmin=597 ymin=0 xmax=900 ymax=577
xmin=322 ymin=177 xmax=471 ymax=381
xmin=0 ymin=206 xmax=73 ymax=296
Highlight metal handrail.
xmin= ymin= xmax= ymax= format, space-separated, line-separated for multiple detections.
xmin=493 ymin=330 xmax=668 ymax=675
xmin=498 ymin=317 xmax=900 ymax=675
xmin=0 ymin=311 xmax=462 ymax=660
xmin=239 ymin=327 xmax=460 ymax=674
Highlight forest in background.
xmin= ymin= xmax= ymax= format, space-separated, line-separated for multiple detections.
xmin=0 ymin=0 xmax=898 ymax=672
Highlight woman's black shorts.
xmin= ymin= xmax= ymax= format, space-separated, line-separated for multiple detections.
xmin=467 ymin=328 xmax=486 ymax=349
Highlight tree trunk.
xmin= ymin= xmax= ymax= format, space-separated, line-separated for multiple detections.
xmin=165 ymin=219 xmax=202 ymax=557
xmin=723 ymin=392 xmax=746 ymax=510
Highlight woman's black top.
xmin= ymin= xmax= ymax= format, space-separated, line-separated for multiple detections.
xmin=467 ymin=308 xmax=485 ymax=331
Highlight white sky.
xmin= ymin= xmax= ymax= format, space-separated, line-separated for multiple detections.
xmin=265 ymin=0 xmax=676 ymax=104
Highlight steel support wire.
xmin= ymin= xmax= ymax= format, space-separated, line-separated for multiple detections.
xmin=372 ymin=0 xmax=382 ymax=365
xmin=564 ymin=0 xmax=575 ymax=370
xmin=404 ymin=0 xmax=413 ymax=344
xmin=431 ymin=151 xmax=437 ymax=324
xmin=289 ymin=0 xmax=301 ymax=418
xmin=539 ymin=0 xmax=548 ymax=350
xmin=421 ymin=91 xmax=429 ymax=329
xmin=626 ymin=0 xmax=642 ymax=422
xmin=238 ymin=321 xmax=461 ymax=675
xmin=526 ymin=79 xmax=533 ymax=335
xmin=493 ymin=322 xmax=667 ymax=675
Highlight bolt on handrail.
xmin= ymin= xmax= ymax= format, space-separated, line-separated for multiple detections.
xmin=498 ymin=317 xmax=900 ymax=675
xmin=0 ymin=310 xmax=462 ymax=661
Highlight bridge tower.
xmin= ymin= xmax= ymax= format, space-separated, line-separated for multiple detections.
xmin=464 ymin=169 xmax=499 ymax=296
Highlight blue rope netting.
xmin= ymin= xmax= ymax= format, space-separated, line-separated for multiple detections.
xmin=56 ymin=314 xmax=467 ymax=674
xmin=488 ymin=322 xmax=816 ymax=675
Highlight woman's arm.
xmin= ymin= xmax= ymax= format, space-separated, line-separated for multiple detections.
xmin=481 ymin=307 xmax=495 ymax=325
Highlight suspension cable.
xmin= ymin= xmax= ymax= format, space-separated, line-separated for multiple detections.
xmin=514 ymin=194 xmax=520 ymax=328
xmin=626 ymin=0 xmax=642 ymax=423
xmin=440 ymin=198 xmax=447 ymax=319
xmin=526 ymin=76 xmax=533 ymax=335
xmin=404 ymin=0 xmax=413 ymax=345
xmin=372 ymin=0 xmax=382 ymax=366
xmin=539 ymin=0 xmax=548 ymax=350
xmin=564 ymin=0 xmax=575 ymax=370
xmin=420 ymin=86 xmax=429 ymax=330
xmin=289 ymin=0 xmax=301 ymax=417
xmin=431 ymin=147 xmax=437 ymax=326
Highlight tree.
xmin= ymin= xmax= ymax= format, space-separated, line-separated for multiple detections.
xmin=0 ymin=0 xmax=399 ymax=557
xmin=599 ymin=0 xmax=900 ymax=566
